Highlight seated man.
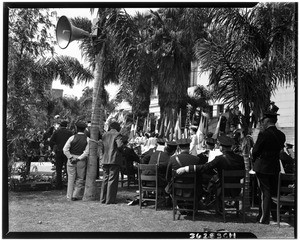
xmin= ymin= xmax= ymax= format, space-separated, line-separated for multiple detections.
xmin=280 ymin=143 xmax=295 ymax=174
xmin=144 ymin=139 xmax=177 ymax=188
xmin=120 ymin=136 xmax=140 ymax=181
xmin=177 ymin=135 xmax=245 ymax=210
xmin=166 ymin=139 xmax=202 ymax=210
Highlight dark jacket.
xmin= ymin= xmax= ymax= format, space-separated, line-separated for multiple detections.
xmin=166 ymin=152 xmax=200 ymax=182
xmin=197 ymin=151 xmax=245 ymax=179
xmin=121 ymin=146 xmax=140 ymax=175
xmin=49 ymin=127 xmax=73 ymax=151
xmin=252 ymin=126 xmax=286 ymax=174
xmin=101 ymin=129 xmax=124 ymax=166
xmin=145 ymin=151 xmax=170 ymax=176
xmin=190 ymin=150 xmax=245 ymax=197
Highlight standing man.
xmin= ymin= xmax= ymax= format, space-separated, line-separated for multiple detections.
xmin=252 ymin=111 xmax=286 ymax=224
xmin=63 ymin=121 xmax=89 ymax=201
xmin=49 ymin=120 xmax=73 ymax=189
xmin=100 ymin=121 xmax=124 ymax=204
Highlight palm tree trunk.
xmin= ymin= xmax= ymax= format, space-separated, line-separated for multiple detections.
xmin=83 ymin=48 xmax=104 ymax=201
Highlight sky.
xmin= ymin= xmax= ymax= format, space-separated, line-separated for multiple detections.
xmin=52 ymin=8 xmax=155 ymax=99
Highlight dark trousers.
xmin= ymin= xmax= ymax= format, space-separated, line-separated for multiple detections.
xmin=256 ymin=172 xmax=278 ymax=223
xmin=55 ymin=150 xmax=68 ymax=189
xmin=100 ymin=164 xmax=120 ymax=204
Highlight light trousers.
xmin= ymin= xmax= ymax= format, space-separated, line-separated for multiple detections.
xmin=67 ymin=158 xmax=87 ymax=199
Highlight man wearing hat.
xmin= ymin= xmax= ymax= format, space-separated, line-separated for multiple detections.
xmin=144 ymin=139 xmax=178 ymax=188
xmin=252 ymin=111 xmax=285 ymax=224
xmin=176 ymin=135 xmax=245 ymax=209
xmin=63 ymin=121 xmax=90 ymax=201
xmin=49 ymin=120 xmax=73 ymax=189
xmin=165 ymin=139 xmax=201 ymax=189
xmin=165 ymin=139 xmax=202 ymax=212
xmin=100 ymin=121 xmax=124 ymax=204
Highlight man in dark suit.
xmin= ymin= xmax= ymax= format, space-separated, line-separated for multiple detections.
xmin=145 ymin=139 xmax=177 ymax=188
xmin=166 ymin=138 xmax=201 ymax=211
xmin=49 ymin=120 xmax=73 ymax=189
xmin=176 ymin=135 xmax=245 ymax=206
xmin=252 ymin=111 xmax=286 ymax=224
xmin=166 ymin=139 xmax=201 ymax=183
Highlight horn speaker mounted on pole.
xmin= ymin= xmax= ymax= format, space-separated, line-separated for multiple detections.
xmin=56 ymin=15 xmax=91 ymax=49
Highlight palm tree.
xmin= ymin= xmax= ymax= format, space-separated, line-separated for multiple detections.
xmin=7 ymin=8 xmax=94 ymax=163
xmin=148 ymin=8 xmax=210 ymax=122
xmin=194 ymin=3 xmax=296 ymax=130
xmin=112 ymin=11 xmax=156 ymax=119
xmin=72 ymin=8 xmax=131 ymax=200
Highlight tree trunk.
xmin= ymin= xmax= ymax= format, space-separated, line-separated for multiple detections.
xmin=83 ymin=49 xmax=104 ymax=201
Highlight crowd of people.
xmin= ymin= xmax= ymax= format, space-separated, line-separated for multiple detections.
xmin=40 ymin=105 xmax=294 ymax=225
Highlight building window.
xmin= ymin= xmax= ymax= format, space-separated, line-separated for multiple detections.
xmin=208 ymin=105 xmax=213 ymax=118
xmin=189 ymin=61 xmax=199 ymax=87
xmin=190 ymin=67 xmax=198 ymax=87
xmin=151 ymin=86 xmax=158 ymax=97
xmin=217 ymin=104 xmax=224 ymax=115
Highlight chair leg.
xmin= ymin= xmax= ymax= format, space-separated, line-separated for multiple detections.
xmin=155 ymin=190 xmax=158 ymax=211
xmin=173 ymin=200 xmax=176 ymax=221
xmin=223 ymin=199 xmax=225 ymax=223
xmin=241 ymin=199 xmax=245 ymax=223
xmin=277 ymin=203 xmax=280 ymax=227
xmin=139 ymin=190 xmax=142 ymax=209
xmin=235 ymin=201 xmax=239 ymax=217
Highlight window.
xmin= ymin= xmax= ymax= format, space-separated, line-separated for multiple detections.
xmin=218 ymin=104 xmax=224 ymax=115
xmin=189 ymin=61 xmax=199 ymax=87
xmin=190 ymin=67 xmax=198 ymax=87
xmin=208 ymin=105 xmax=213 ymax=118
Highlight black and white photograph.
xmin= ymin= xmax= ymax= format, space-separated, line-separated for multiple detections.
xmin=3 ymin=1 xmax=296 ymax=239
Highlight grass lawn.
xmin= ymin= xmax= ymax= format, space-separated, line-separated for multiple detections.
xmin=5 ymin=182 xmax=295 ymax=239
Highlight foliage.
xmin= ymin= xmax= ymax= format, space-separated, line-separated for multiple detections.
xmin=7 ymin=8 xmax=94 ymax=167
xmin=194 ymin=3 xmax=296 ymax=128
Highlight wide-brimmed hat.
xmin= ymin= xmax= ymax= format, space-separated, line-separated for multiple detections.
xmin=218 ymin=135 xmax=235 ymax=147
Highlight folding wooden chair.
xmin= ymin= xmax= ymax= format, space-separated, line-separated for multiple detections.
xmin=172 ymin=170 xmax=198 ymax=221
xmin=138 ymin=164 xmax=165 ymax=210
xmin=271 ymin=172 xmax=295 ymax=227
xmin=220 ymin=170 xmax=246 ymax=223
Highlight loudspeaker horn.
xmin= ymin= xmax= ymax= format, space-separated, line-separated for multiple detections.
xmin=56 ymin=15 xmax=91 ymax=49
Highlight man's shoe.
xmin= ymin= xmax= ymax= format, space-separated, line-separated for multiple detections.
xmin=71 ymin=197 xmax=79 ymax=201
xmin=259 ymin=220 xmax=270 ymax=225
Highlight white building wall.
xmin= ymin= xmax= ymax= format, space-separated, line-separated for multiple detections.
xmin=271 ymin=84 xmax=295 ymax=128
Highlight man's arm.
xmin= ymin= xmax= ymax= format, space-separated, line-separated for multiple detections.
xmin=252 ymin=132 xmax=264 ymax=161
xmin=176 ymin=157 xmax=219 ymax=175
xmin=77 ymin=137 xmax=90 ymax=160
xmin=63 ymin=136 xmax=74 ymax=159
